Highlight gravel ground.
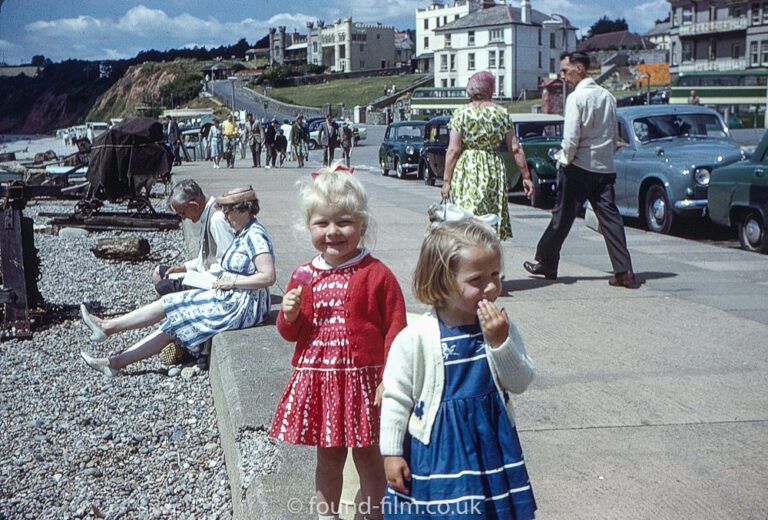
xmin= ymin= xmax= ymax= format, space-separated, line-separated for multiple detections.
xmin=0 ymin=192 xmax=233 ymax=519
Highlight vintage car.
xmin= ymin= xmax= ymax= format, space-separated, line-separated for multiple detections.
xmin=615 ymin=105 xmax=746 ymax=234
xmin=307 ymin=118 xmax=366 ymax=149
xmin=418 ymin=113 xmax=564 ymax=207
xmin=379 ymin=120 xmax=429 ymax=178
xmin=708 ymin=129 xmax=768 ymax=253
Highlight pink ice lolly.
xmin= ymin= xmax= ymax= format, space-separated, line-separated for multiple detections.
xmin=291 ymin=265 xmax=313 ymax=285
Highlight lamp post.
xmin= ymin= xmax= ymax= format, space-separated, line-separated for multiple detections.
xmin=228 ymin=76 xmax=237 ymax=113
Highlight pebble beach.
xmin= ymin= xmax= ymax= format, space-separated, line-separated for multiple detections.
xmin=1 ymin=135 xmax=234 ymax=519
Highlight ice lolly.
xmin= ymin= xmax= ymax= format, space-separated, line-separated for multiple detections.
xmin=291 ymin=265 xmax=313 ymax=285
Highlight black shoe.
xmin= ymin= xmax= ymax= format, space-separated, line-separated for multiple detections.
xmin=609 ymin=270 xmax=639 ymax=289
xmin=523 ymin=261 xmax=557 ymax=280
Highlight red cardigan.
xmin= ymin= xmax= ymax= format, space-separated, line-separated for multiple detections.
xmin=277 ymin=255 xmax=407 ymax=376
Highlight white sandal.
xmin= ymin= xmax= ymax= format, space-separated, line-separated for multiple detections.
xmin=80 ymin=304 xmax=107 ymax=342
xmin=80 ymin=351 xmax=120 ymax=378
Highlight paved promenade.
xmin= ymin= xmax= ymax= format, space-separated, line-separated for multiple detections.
xmin=174 ymin=152 xmax=767 ymax=519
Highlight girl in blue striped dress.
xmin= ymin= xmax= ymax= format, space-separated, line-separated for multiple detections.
xmin=380 ymin=219 xmax=537 ymax=519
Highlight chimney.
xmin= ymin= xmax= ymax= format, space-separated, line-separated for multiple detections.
xmin=521 ymin=0 xmax=531 ymax=23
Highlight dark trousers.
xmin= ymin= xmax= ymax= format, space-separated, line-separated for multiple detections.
xmin=250 ymin=142 xmax=261 ymax=167
xmin=341 ymin=146 xmax=351 ymax=167
xmin=266 ymin=145 xmax=277 ymax=167
xmin=535 ymin=163 xmax=633 ymax=274
xmin=323 ymin=145 xmax=336 ymax=166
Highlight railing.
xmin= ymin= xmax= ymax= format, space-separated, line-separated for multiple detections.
xmin=678 ymin=16 xmax=748 ymax=36
xmin=677 ymin=57 xmax=747 ymax=72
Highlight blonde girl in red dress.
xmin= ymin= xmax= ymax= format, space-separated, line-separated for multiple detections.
xmin=270 ymin=165 xmax=407 ymax=520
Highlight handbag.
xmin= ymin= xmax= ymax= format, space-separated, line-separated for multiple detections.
xmin=426 ymin=198 xmax=500 ymax=231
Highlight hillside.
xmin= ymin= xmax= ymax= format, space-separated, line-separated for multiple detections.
xmin=87 ymin=59 xmax=206 ymax=122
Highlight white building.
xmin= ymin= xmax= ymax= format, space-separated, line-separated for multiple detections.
xmin=432 ymin=0 xmax=577 ymax=99
xmin=415 ymin=0 xmax=482 ymax=72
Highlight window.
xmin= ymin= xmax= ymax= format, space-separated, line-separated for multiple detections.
xmin=468 ymin=31 xmax=475 ymax=46
xmin=683 ymin=7 xmax=693 ymax=24
xmin=499 ymin=49 xmax=504 ymax=67
xmin=490 ymin=28 xmax=503 ymax=42
xmin=446 ymin=34 xmax=452 ymax=47
xmin=444 ymin=16 xmax=447 ymax=24
xmin=538 ymin=51 xmax=542 ymax=68
xmin=440 ymin=54 xmax=448 ymax=72
xmin=682 ymin=40 xmax=693 ymax=62
xmin=313 ymin=42 xmax=318 ymax=52
xmin=450 ymin=78 xmax=456 ymax=87
xmin=538 ymin=28 xmax=542 ymax=45
xmin=753 ymin=4 xmax=761 ymax=24
xmin=709 ymin=38 xmax=717 ymax=60
xmin=424 ymin=37 xmax=429 ymax=48
xmin=455 ymin=14 xmax=459 ymax=21
xmin=360 ymin=61 xmax=365 ymax=68
xmin=550 ymin=33 xmax=556 ymax=48
xmin=489 ymin=50 xmax=496 ymax=68
xmin=732 ymin=43 xmax=741 ymax=59
xmin=751 ymin=41 xmax=759 ymax=65
xmin=672 ymin=41 xmax=678 ymax=65
xmin=762 ymin=40 xmax=768 ymax=64
xmin=339 ymin=46 xmax=345 ymax=59
xmin=377 ymin=33 xmax=381 ymax=39
xmin=498 ymin=75 xmax=504 ymax=96
xmin=672 ymin=8 xmax=679 ymax=27
xmin=424 ymin=19 xmax=429 ymax=29
xmin=360 ymin=44 xmax=364 ymax=52
xmin=468 ymin=53 xmax=475 ymax=70
xmin=450 ymin=54 xmax=456 ymax=71
xmin=549 ymin=57 xmax=555 ymax=73
xmin=441 ymin=78 xmax=448 ymax=87
xmin=710 ymin=4 xmax=717 ymax=21
xmin=437 ymin=17 xmax=441 ymax=27
xmin=764 ymin=2 xmax=768 ymax=22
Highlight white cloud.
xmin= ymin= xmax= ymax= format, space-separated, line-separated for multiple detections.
xmin=625 ymin=0 xmax=669 ymax=32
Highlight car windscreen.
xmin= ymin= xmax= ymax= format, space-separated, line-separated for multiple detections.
xmin=631 ymin=114 xmax=728 ymax=142
xmin=516 ymin=121 xmax=563 ymax=139
xmin=426 ymin=124 xmax=449 ymax=145
xmin=396 ymin=125 xmax=425 ymax=139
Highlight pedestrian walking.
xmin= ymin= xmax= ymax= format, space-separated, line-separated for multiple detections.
xmin=264 ymin=118 xmax=278 ymax=168
xmin=381 ymin=219 xmax=537 ymax=520
xmin=244 ymin=113 xmax=263 ymax=168
xmin=269 ymin=167 xmax=407 ymax=520
xmin=275 ymin=129 xmax=287 ymax=167
xmin=291 ymin=115 xmax=308 ymax=168
xmin=340 ymin=122 xmax=353 ymax=168
xmin=523 ymin=51 xmax=637 ymax=288
xmin=209 ymin=119 xmax=223 ymax=169
xmin=318 ymin=114 xmax=339 ymax=166
xmin=165 ymin=115 xmax=182 ymax=167
xmin=222 ymin=114 xmax=238 ymax=168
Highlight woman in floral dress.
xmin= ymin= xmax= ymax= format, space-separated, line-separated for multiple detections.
xmin=440 ymin=71 xmax=534 ymax=239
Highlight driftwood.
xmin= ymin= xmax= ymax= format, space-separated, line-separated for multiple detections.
xmin=90 ymin=236 xmax=150 ymax=260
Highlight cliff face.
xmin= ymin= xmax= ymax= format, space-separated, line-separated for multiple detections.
xmin=87 ymin=60 xmax=203 ymax=123
xmin=0 ymin=59 xmax=201 ymax=135
xmin=0 ymin=60 xmax=120 ymax=134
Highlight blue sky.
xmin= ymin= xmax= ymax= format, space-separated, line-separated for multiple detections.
xmin=0 ymin=0 xmax=669 ymax=65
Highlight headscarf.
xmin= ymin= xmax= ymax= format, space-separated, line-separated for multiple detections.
xmin=466 ymin=71 xmax=495 ymax=100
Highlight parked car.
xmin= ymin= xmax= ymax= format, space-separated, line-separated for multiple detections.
xmin=614 ymin=105 xmax=746 ymax=234
xmin=379 ymin=120 xmax=429 ymax=178
xmin=708 ymin=129 xmax=768 ymax=253
xmin=307 ymin=118 xmax=366 ymax=149
xmin=418 ymin=113 xmax=564 ymax=207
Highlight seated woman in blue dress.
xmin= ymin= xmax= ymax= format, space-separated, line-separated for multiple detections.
xmin=79 ymin=186 xmax=275 ymax=377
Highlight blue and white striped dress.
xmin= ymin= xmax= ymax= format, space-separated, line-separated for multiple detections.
xmin=160 ymin=218 xmax=273 ymax=354
xmin=385 ymin=321 xmax=536 ymax=520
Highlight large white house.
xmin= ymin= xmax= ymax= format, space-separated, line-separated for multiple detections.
xmin=415 ymin=0 xmax=482 ymax=72
xmin=432 ymin=0 xmax=577 ymax=99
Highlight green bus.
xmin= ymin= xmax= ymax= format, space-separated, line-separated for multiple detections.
xmin=409 ymin=87 xmax=470 ymax=121
xmin=670 ymin=70 xmax=768 ymax=127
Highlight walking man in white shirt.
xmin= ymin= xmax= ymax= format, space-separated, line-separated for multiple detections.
xmin=523 ymin=51 xmax=637 ymax=288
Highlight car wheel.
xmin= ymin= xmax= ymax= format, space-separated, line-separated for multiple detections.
xmin=528 ymin=167 xmax=543 ymax=207
xmin=308 ymin=140 xmax=317 ymax=150
xmin=644 ymin=184 xmax=673 ymax=234
xmin=738 ymin=210 xmax=768 ymax=253
xmin=421 ymin=161 xmax=435 ymax=186
xmin=395 ymin=157 xmax=406 ymax=179
xmin=380 ymin=158 xmax=389 ymax=176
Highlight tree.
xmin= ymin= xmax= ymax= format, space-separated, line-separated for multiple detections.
xmin=587 ymin=16 xmax=629 ymax=38
xmin=31 ymin=55 xmax=45 ymax=66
